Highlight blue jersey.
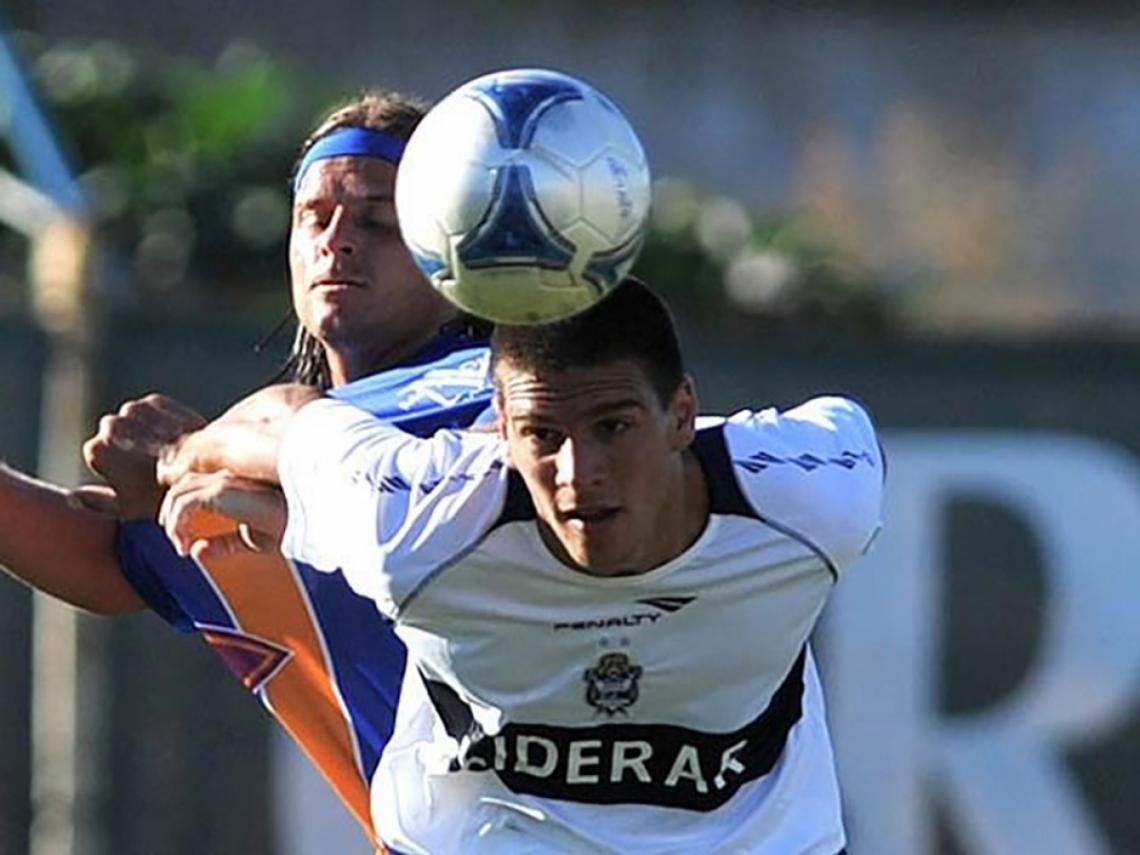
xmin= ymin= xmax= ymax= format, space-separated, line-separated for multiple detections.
xmin=116 ymin=333 xmax=492 ymax=844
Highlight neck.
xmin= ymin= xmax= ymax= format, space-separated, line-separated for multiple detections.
xmin=665 ymin=449 xmax=710 ymax=563
xmin=325 ymin=319 xmax=455 ymax=386
xmin=630 ymin=450 xmax=708 ymax=575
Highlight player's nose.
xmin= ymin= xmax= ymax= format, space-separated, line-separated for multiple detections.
xmin=554 ymin=436 xmax=606 ymax=489
xmin=318 ymin=206 xmax=356 ymax=256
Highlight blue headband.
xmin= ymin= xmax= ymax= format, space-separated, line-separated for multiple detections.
xmin=292 ymin=127 xmax=407 ymax=195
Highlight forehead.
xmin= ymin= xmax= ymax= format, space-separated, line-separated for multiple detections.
xmin=293 ymin=156 xmax=397 ymax=205
xmin=497 ymin=359 xmax=659 ymax=419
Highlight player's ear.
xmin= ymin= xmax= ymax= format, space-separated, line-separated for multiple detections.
xmin=668 ymin=375 xmax=698 ymax=449
xmin=494 ymin=396 xmax=518 ymax=470
xmin=494 ymin=394 xmax=507 ymax=440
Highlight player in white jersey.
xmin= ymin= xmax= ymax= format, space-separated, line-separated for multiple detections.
xmin=159 ymin=277 xmax=883 ymax=854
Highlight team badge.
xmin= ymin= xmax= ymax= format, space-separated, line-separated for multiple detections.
xmin=584 ymin=652 xmax=642 ymax=716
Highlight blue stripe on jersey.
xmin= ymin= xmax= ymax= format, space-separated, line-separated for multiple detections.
xmin=315 ymin=339 xmax=491 ymax=778
xmin=292 ymin=564 xmax=406 ymax=779
xmin=116 ymin=334 xmax=492 ymax=624
xmin=116 ymin=520 xmax=234 ymax=632
xmin=113 ymin=331 xmax=493 ymax=793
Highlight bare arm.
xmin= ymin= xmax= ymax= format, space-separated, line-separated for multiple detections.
xmin=157 ymin=384 xmax=322 ymax=487
xmin=0 ymin=462 xmax=143 ymax=614
xmin=83 ymin=393 xmax=207 ymax=520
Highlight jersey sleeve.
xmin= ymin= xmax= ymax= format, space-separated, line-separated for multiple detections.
xmin=721 ymin=396 xmax=884 ymax=578
xmin=115 ymin=520 xmax=202 ymax=632
xmin=278 ymin=398 xmax=506 ymax=617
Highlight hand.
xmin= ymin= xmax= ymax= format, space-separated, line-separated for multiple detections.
xmin=83 ymin=394 xmax=206 ymax=520
xmin=156 ymin=384 xmax=322 ymax=488
xmin=159 ymin=470 xmax=286 ymax=561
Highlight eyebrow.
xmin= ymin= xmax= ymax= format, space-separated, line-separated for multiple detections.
xmin=587 ymin=400 xmax=649 ymax=422
xmin=294 ymin=191 xmax=394 ymax=209
xmin=510 ymin=398 xmax=647 ymax=421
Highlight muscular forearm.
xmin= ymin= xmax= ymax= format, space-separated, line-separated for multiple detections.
xmin=160 ymin=384 xmax=321 ymax=486
xmin=0 ymin=463 xmax=144 ymax=614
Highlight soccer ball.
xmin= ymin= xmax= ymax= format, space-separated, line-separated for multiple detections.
xmin=395 ymin=68 xmax=651 ymax=324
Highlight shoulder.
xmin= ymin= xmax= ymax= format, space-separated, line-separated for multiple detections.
xmin=715 ymin=396 xmax=879 ymax=465
xmin=281 ymin=398 xmax=501 ymax=496
xmin=718 ymin=395 xmax=876 ymax=446
xmin=707 ymin=396 xmax=883 ymax=575
xmin=278 ymin=398 xmax=508 ymax=614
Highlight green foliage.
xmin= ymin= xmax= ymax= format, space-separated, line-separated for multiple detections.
xmin=3 ymin=34 xmax=894 ymax=336
xmin=7 ymin=35 xmax=324 ymax=305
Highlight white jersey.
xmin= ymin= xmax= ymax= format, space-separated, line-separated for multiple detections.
xmin=279 ymin=396 xmax=883 ymax=854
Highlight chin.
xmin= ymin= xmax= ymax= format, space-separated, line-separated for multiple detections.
xmin=308 ymin=306 xmax=355 ymax=344
xmin=571 ymin=548 xmax=627 ymax=578
xmin=561 ymin=542 xmax=601 ymax=575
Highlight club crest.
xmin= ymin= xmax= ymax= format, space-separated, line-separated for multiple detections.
xmin=584 ymin=652 xmax=642 ymax=716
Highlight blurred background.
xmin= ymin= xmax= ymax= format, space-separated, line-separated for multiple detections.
xmin=0 ymin=1 xmax=1138 ymax=853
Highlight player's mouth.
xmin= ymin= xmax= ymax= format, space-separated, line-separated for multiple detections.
xmin=311 ymin=278 xmax=366 ymax=290
xmin=560 ymin=506 xmax=622 ymax=529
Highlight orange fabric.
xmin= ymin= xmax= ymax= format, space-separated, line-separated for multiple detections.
xmin=189 ymin=511 xmax=376 ymax=844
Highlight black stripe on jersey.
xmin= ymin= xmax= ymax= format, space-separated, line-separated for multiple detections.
xmin=422 ymin=647 xmax=807 ymax=812
xmin=420 ymin=669 xmax=486 ymax=747
xmin=696 ymin=423 xmax=840 ymax=582
xmin=635 ymin=595 xmax=697 ymax=613
xmin=691 ymin=425 xmax=761 ymax=519
xmin=492 ymin=469 xmax=537 ymax=530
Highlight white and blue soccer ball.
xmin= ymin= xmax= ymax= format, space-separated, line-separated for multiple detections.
xmin=395 ymin=68 xmax=652 ymax=324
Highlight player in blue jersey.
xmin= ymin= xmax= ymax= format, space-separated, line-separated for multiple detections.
xmin=0 ymin=88 xmax=493 ymax=845
xmin=158 ymin=278 xmax=881 ymax=853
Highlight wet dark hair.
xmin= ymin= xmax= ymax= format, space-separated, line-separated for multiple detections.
xmin=490 ymin=277 xmax=685 ymax=407
xmin=278 ymin=89 xmax=430 ymax=389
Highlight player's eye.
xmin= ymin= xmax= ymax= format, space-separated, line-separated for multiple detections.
xmin=358 ymin=208 xmax=399 ymax=232
xmin=295 ymin=206 xmax=328 ymax=230
xmin=522 ymin=425 xmax=562 ymax=448
xmin=597 ymin=418 xmax=632 ymax=438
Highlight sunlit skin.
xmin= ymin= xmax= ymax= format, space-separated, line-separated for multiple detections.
xmin=496 ymin=358 xmax=709 ymax=577
xmin=289 ymin=156 xmax=457 ymax=384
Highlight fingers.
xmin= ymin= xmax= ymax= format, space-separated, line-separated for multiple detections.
xmin=86 ymin=394 xmax=207 ymax=472
xmin=189 ymin=524 xmax=279 ymax=562
xmin=140 ymin=394 xmax=207 ymax=432
xmin=216 ymin=485 xmax=287 ymax=540
xmin=112 ymin=395 xmax=202 ymax=445
xmin=81 ymin=434 xmax=103 ymax=474
xmin=160 ymin=470 xmax=285 ymax=558
xmin=82 ymin=424 xmax=165 ymax=520
xmin=160 ymin=471 xmax=225 ymax=556
xmin=189 ymin=532 xmax=256 ymax=563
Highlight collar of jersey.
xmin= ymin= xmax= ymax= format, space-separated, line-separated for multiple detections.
xmin=402 ymin=319 xmax=491 ymax=368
